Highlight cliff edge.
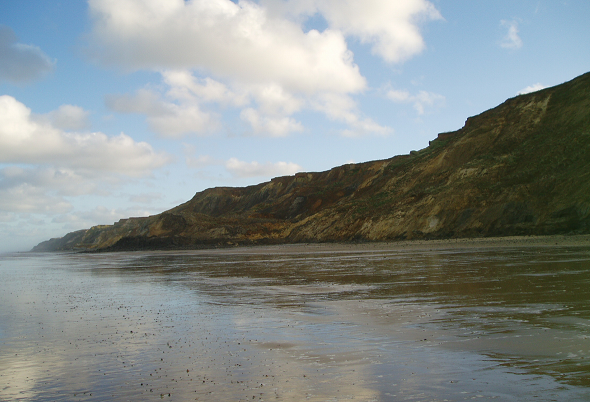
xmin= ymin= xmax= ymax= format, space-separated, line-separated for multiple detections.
xmin=33 ymin=72 xmax=590 ymax=251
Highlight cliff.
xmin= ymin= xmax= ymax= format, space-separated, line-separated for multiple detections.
xmin=33 ymin=71 xmax=590 ymax=252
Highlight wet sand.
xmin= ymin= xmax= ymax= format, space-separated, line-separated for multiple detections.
xmin=1 ymin=237 xmax=590 ymax=401
xmin=205 ymin=233 xmax=590 ymax=254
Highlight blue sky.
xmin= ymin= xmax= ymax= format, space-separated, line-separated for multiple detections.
xmin=1 ymin=0 xmax=589 ymax=253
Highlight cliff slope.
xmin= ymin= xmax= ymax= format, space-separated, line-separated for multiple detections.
xmin=33 ymin=72 xmax=590 ymax=251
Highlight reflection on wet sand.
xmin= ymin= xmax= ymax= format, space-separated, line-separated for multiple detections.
xmin=1 ymin=241 xmax=590 ymax=401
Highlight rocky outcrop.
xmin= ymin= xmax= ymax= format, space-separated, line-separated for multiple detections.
xmin=33 ymin=71 xmax=590 ymax=252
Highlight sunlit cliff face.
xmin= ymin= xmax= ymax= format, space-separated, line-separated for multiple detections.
xmin=33 ymin=72 xmax=590 ymax=252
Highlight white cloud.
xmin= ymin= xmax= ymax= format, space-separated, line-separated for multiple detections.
xmin=36 ymin=104 xmax=91 ymax=131
xmin=313 ymin=92 xmax=391 ymax=137
xmin=517 ymin=83 xmax=546 ymax=95
xmin=162 ymin=70 xmax=248 ymax=106
xmin=500 ymin=19 xmax=523 ymax=50
xmin=0 ymin=25 xmax=54 ymax=84
xmin=0 ymin=212 xmax=16 ymax=223
xmin=109 ymin=70 xmax=389 ymax=137
xmin=0 ymin=182 xmax=72 ymax=214
xmin=240 ymin=108 xmax=303 ymax=137
xmin=239 ymin=83 xmax=305 ymax=136
xmin=184 ymin=151 xmax=219 ymax=169
xmin=88 ymin=0 xmax=439 ymax=137
xmin=0 ymin=95 xmax=171 ymax=175
xmin=270 ymin=0 xmax=442 ymax=63
xmin=386 ymin=87 xmax=445 ymax=115
xmin=0 ymin=96 xmax=171 ymax=219
xmin=386 ymin=89 xmax=411 ymax=102
xmin=0 ymin=166 xmax=105 ymax=197
xmin=225 ymin=157 xmax=302 ymax=178
xmin=87 ymin=0 xmax=366 ymax=94
xmin=183 ymin=146 xmax=302 ymax=178
xmin=249 ymin=82 xmax=304 ymax=116
xmin=340 ymin=119 xmax=390 ymax=138
xmin=106 ymin=89 xmax=219 ymax=137
xmin=110 ymin=72 xmax=311 ymax=137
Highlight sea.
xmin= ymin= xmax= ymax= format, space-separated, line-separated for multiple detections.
xmin=1 ymin=243 xmax=589 ymax=401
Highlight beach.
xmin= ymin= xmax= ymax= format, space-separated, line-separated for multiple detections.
xmin=1 ymin=236 xmax=590 ymax=401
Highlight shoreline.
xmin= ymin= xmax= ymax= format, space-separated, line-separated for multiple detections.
xmin=21 ymin=233 xmax=590 ymax=256
xmin=245 ymin=234 xmax=590 ymax=253
xmin=115 ymin=234 xmax=590 ymax=256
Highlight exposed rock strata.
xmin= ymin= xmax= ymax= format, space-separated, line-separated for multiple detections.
xmin=33 ymin=72 xmax=590 ymax=252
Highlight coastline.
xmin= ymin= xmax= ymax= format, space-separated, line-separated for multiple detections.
xmin=27 ymin=233 xmax=590 ymax=255
xmin=173 ymin=234 xmax=590 ymax=256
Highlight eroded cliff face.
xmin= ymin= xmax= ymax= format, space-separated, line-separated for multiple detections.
xmin=33 ymin=72 xmax=590 ymax=252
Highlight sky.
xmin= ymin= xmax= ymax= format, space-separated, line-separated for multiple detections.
xmin=1 ymin=0 xmax=589 ymax=253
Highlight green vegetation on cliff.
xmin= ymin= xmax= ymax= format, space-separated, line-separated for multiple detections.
xmin=33 ymin=72 xmax=590 ymax=252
